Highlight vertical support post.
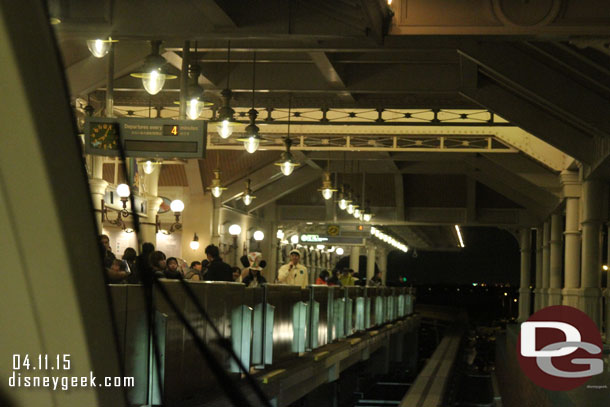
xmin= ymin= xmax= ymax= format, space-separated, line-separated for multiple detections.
xmin=563 ymin=197 xmax=581 ymax=307
xmin=534 ymin=227 xmax=543 ymax=311
xmin=350 ymin=246 xmax=360 ymax=275
xmin=542 ymin=220 xmax=551 ymax=307
xmin=89 ymin=178 xmax=108 ymax=233
xmin=366 ymin=244 xmax=376 ymax=282
xmin=88 ymin=42 xmax=116 ymax=233
xmin=579 ymin=179 xmax=607 ymax=327
xmin=378 ymin=247 xmax=388 ymax=285
xmin=178 ymin=41 xmax=189 ymax=120
xmin=138 ymin=159 xmax=163 ymax=247
xmin=548 ymin=214 xmax=563 ymax=305
xmin=518 ymin=228 xmax=532 ymax=322
xmin=394 ymin=174 xmax=404 ymax=221
xmin=106 ymin=43 xmax=114 ymax=118
xmin=605 ymin=224 xmax=610 ymax=343
xmin=562 ymin=170 xmax=581 ymax=308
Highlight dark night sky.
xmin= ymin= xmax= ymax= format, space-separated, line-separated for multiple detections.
xmin=387 ymin=227 xmax=520 ymax=285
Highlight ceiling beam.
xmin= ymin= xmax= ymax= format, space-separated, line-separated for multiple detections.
xmin=292 ymin=151 xmax=322 ymax=170
xmin=482 ymin=153 xmax=561 ymax=194
xmin=66 ymin=42 xmax=150 ymax=97
xmin=308 ymin=51 xmax=355 ymax=103
xmin=458 ymin=42 xmax=610 ymax=138
xmin=220 ymin=163 xmax=285 ymax=205
xmin=192 ymin=0 xmax=236 ymax=29
xmin=463 ymin=155 xmax=559 ymax=219
xmin=459 ymin=78 xmax=595 ymax=164
xmin=246 ymin=166 xmax=321 ymax=212
xmin=524 ymin=42 xmax=610 ymax=96
xmin=162 ymin=51 xmax=216 ymax=87
xmin=277 ymin=205 xmax=536 ymax=227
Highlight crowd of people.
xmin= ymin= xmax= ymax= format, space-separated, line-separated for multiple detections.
xmin=99 ymin=234 xmax=384 ymax=288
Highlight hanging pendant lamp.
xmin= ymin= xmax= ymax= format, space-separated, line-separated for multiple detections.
xmin=242 ymin=179 xmax=256 ymax=206
xmin=274 ymin=95 xmax=300 ymax=175
xmin=318 ymin=158 xmax=337 ymax=200
xmin=214 ymin=41 xmax=243 ymax=138
xmin=236 ymin=52 xmax=265 ymax=153
xmin=206 ymin=153 xmax=226 ymax=198
xmin=130 ymin=40 xmax=177 ymax=95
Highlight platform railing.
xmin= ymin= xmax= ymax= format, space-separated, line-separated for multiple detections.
xmin=108 ymin=281 xmax=415 ymax=405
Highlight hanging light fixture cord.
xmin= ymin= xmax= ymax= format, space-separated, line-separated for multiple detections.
xmin=287 ymin=93 xmax=292 ymax=142
xmin=226 ymin=40 xmax=231 ymax=89
xmin=251 ymin=51 xmax=256 ymax=109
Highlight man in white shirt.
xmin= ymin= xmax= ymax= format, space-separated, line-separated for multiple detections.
xmin=277 ymin=249 xmax=308 ymax=288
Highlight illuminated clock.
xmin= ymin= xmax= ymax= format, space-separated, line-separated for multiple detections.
xmin=90 ymin=122 xmax=119 ymax=150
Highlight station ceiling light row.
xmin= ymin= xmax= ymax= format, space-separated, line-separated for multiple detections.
xmin=370 ymin=226 xmax=408 ymax=253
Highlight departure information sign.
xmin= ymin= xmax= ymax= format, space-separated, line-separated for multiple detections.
xmin=84 ymin=117 xmax=206 ymax=158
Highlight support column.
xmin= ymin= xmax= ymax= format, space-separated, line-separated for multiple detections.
xmin=140 ymin=196 xmax=162 ymax=246
xmin=534 ymin=227 xmax=544 ymax=311
xmin=605 ymin=224 xmax=610 ymax=343
xmin=211 ymin=198 xmax=221 ymax=246
xmin=562 ymin=200 xmax=581 ymax=306
xmin=366 ymin=244 xmax=376 ymax=282
xmin=89 ymin=177 xmax=108 ymax=233
xmin=561 ymin=171 xmax=581 ymax=308
xmin=541 ymin=220 xmax=551 ymax=307
xmin=579 ymin=179 xmax=607 ymax=327
xmin=349 ymin=246 xmax=360 ymax=274
xmin=138 ymin=162 xmax=162 ymax=247
xmin=518 ymin=228 xmax=532 ymax=322
xmin=378 ymin=247 xmax=388 ymax=285
xmin=548 ymin=213 xmax=563 ymax=305
xmin=88 ymin=155 xmax=107 ymax=233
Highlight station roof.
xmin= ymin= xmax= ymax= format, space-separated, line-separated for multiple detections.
xmin=51 ymin=0 xmax=610 ymax=249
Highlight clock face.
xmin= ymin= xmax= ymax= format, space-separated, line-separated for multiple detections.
xmin=90 ymin=122 xmax=119 ymax=150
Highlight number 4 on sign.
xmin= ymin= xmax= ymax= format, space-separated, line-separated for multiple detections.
xmin=171 ymin=126 xmax=178 ymax=135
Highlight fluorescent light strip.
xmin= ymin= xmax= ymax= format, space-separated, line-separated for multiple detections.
xmin=455 ymin=225 xmax=465 ymax=248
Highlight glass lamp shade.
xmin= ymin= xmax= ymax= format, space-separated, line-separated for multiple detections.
xmin=280 ymin=161 xmax=295 ymax=176
xmin=229 ymin=224 xmax=241 ymax=236
xmin=141 ymin=70 xmax=166 ymax=95
xmin=211 ymin=186 xmax=223 ymax=198
xmin=243 ymin=194 xmax=253 ymax=206
xmin=217 ymin=119 xmax=234 ymax=139
xmin=346 ymin=204 xmax=354 ymax=214
xmin=190 ymin=240 xmax=200 ymax=250
xmin=244 ymin=136 xmax=260 ymax=153
xmin=170 ymin=199 xmax=185 ymax=213
xmin=321 ymin=188 xmax=333 ymax=200
xmin=363 ymin=213 xmax=372 ymax=222
xmin=290 ymin=235 xmax=299 ymax=244
xmin=316 ymin=244 xmax=325 ymax=250
xmin=187 ymin=98 xmax=205 ymax=120
xmin=338 ymin=199 xmax=348 ymax=210
xmin=336 ymin=247 xmax=344 ymax=256
xmin=353 ymin=208 xmax=361 ymax=218
xmin=253 ymin=230 xmax=264 ymax=241
xmin=87 ymin=39 xmax=111 ymax=58
xmin=143 ymin=160 xmax=154 ymax=174
xmin=276 ymin=230 xmax=285 ymax=239
xmin=116 ymin=183 xmax=130 ymax=198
